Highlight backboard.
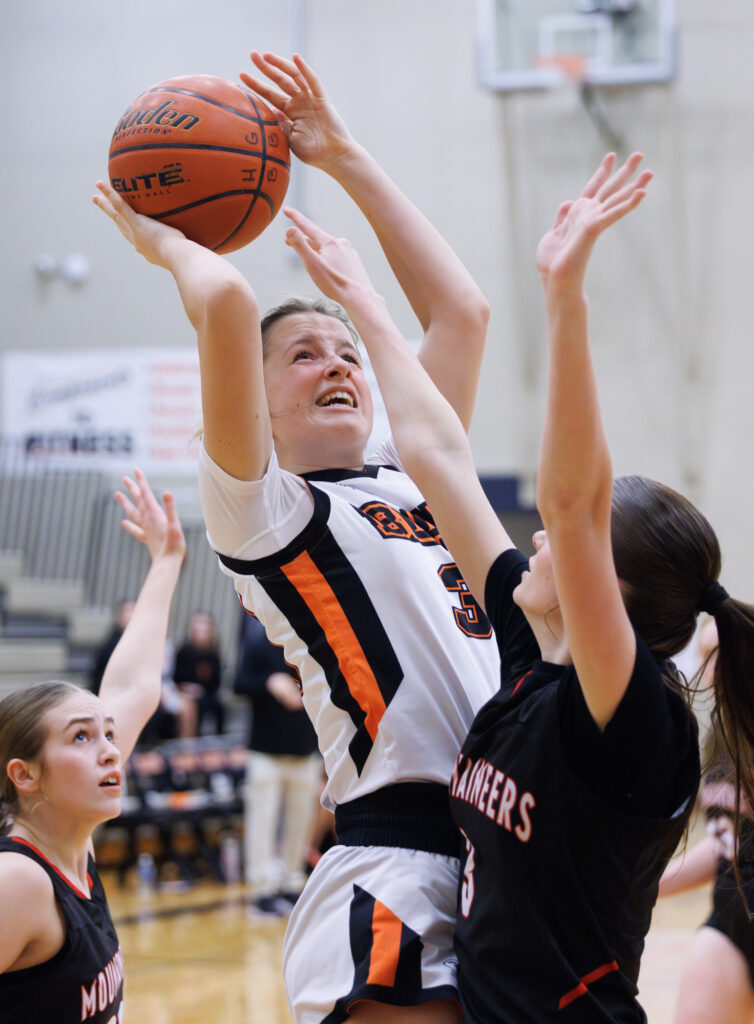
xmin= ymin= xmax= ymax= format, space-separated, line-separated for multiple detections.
xmin=476 ymin=0 xmax=677 ymax=91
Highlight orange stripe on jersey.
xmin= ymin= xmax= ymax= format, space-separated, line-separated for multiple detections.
xmin=366 ymin=899 xmax=403 ymax=988
xmin=558 ymin=960 xmax=619 ymax=1009
xmin=281 ymin=550 xmax=387 ymax=741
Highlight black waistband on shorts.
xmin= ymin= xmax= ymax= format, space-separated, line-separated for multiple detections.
xmin=334 ymin=782 xmax=462 ymax=859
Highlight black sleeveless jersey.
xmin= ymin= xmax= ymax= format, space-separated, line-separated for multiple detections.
xmin=450 ymin=550 xmax=700 ymax=1023
xmin=0 ymin=838 xmax=123 ymax=1024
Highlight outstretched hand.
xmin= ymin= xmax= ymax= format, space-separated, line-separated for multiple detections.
xmin=115 ymin=468 xmax=186 ymax=564
xmin=283 ymin=206 xmax=378 ymax=310
xmin=93 ymin=180 xmax=188 ymax=267
xmin=536 ymin=152 xmax=652 ymax=291
xmin=240 ymin=52 xmax=352 ymax=169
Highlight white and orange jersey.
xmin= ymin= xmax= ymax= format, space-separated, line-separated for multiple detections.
xmin=199 ymin=440 xmax=500 ymax=811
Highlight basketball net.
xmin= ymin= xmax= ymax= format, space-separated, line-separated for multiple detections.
xmin=535 ymin=53 xmax=588 ymax=87
xmin=536 ymin=52 xmax=624 ymax=150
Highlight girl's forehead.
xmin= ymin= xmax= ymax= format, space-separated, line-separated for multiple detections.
xmin=44 ymin=691 xmax=103 ymax=730
xmin=268 ymin=311 xmax=356 ymax=350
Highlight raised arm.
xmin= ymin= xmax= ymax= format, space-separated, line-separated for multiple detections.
xmin=97 ymin=469 xmax=185 ymax=763
xmin=535 ymin=153 xmax=652 ymax=729
xmin=241 ymin=52 xmax=488 ymax=430
xmin=93 ymin=183 xmax=271 ymax=481
xmin=283 ymin=208 xmax=511 ymax=605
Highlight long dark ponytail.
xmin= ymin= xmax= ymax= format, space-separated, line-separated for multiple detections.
xmin=611 ymin=475 xmax=754 ymax=821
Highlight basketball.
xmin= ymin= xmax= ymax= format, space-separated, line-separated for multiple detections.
xmin=108 ymin=75 xmax=290 ymax=254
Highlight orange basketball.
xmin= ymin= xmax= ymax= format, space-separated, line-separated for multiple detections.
xmin=108 ymin=75 xmax=290 ymax=254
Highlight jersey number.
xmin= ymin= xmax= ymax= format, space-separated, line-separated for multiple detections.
xmin=438 ymin=562 xmax=492 ymax=639
xmin=460 ymin=830 xmax=476 ymax=918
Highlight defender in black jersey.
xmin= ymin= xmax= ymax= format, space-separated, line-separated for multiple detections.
xmin=285 ymin=154 xmax=754 ymax=1022
xmin=449 ymin=549 xmax=699 ymax=1021
xmin=0 ymin=840 xmax=123 ymax=1023
xmin=0 ymin=471 xmax=185 ymax=1024
xmin=659 ymin=618 xmax=754 ymax=1024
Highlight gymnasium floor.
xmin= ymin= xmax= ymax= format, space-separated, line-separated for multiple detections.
xmin=104 ymin=853 xmax=711 ymax=1023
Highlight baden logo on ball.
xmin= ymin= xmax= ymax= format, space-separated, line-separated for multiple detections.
xmin=108 ymin=75 xmax=291 ymax=254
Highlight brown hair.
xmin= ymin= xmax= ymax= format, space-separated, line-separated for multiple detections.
xmin=611 ymin=476 xmax=720 ymax=660
xmin=611 ymin=475 xmax=754 ymax=815
xmin=0 ymin=681 xmax=82 ymax=834
xmin=260 ymin=297 xmax=358 ymax=357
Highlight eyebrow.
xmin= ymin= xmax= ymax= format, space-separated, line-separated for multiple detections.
xmin=285 ymin=334 xmax=358 ymax=355
xmin=65 ymin=716 xmax=115 ymax=729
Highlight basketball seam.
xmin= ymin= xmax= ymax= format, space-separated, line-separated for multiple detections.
xmin=109 ymin=143 xmax=290 ymax=171
xmin=150 ymin=190 xmax=276 ymax=220
xmin=135 ymin=86 xmax=278 ymax=126
xmin=211 ymin=88 xmax=274 ymax=253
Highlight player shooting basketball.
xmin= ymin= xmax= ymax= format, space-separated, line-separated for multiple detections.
xmin=94 ymin=50 xmax=500 ymax=1024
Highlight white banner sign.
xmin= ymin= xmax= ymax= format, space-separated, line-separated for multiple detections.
xmin=1 ymin=348 xmax=202 ymax=474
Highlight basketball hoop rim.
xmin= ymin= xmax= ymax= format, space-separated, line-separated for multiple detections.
xmin=535 ymin=53 xmax=589 ymax=85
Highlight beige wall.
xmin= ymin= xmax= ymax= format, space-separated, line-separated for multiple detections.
xmin=2 ymin=1 xmax=752 ymax=594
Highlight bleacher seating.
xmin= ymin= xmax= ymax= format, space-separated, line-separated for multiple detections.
xmin=0 ymin=436 xmax=241 ymax=699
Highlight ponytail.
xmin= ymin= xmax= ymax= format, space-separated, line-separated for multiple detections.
xmin=710 ymin=596 xmax=754 ymax=820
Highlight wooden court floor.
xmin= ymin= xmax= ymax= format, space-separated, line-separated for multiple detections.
xmin=104 ymin=861 xmax=712 ymax=1023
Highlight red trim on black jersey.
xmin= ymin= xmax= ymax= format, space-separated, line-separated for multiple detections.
xmin=558 ymin=960 xmax=619 ymax=1009
xmin=511 ymin=669 xmax=532 ymax=696
xmin=9 ymin=837 xmax=92 ymax=899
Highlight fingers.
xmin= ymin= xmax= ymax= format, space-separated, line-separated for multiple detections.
xmin=249 ymin=50 xmax=311 ymax=100
xmin=161 ymin=490 xmax=183 ymax=535
xmin=93 ymin=180 xmax=141 ymax=237
xmin=239 ymin=71 xmax=288 ymax=112
xmin=161 ymin=491 xmax=187 ymax=556
xmin=119 ymin=518 xmax=144 ymax=542
xmin=116 ymin=469 xmax=158 ymax=523
xmin=92 ymin=180 xmax=120 ymax=220
xmin=596 ymin=151 xmax=644 ymax=202
xmin=597 ymin=187 xmax=648 ymax=230
xmin=115 ymin=469 xmax=185 ymax=560
xmin=114 ymin=488 xmax=139 ymax=523
xmin=600 ymin=170 xmax=653 ymax=214
xmin=580 ymin=153 xmax=616 ymax=199
xmin=284 ymin=224 xmax=321 ymax=273
xmin=291 ymin=53 xmax=326 ymax=99
xmin=121 ymin=473 xmax=143 ymax=508
xmin=132 ymin=467 xmax=155 ymax=504
xmin=283 ymin=206 xmax=332 ymax=248
xmin=94 ymin=180 xmax=128 ymax=211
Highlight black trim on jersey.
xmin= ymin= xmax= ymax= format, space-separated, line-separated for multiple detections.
xmin=335 ymin=782 xmax=463 ymax=858
xmin=217 ymin=485 xmax=332 ymax=577
xmin=254 ymin=566 xmax=375 ymax=771
xmin=301 ymin=464 xmax=398 ymax=483
xmin=320 ymin=884 xmax=458 ymax=1023
xmin=218 ymin=487 xmax=404 ymax=775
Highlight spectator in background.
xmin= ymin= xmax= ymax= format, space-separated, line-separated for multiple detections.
xmin=173 ymin=610 xmax=225 ymax=736
xmin=138 ymin=637 xmax=198 ymax=747
xmin=234 ymin=610 xmax=322 ymax=918
xmin=89 ymin=599 xmax=135 ymax=695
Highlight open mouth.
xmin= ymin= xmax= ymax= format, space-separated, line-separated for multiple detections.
xmin=316 ymin=390 xmax=356 ymax=409
xmin=99 ymin=773 xmax=121 ymax=788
